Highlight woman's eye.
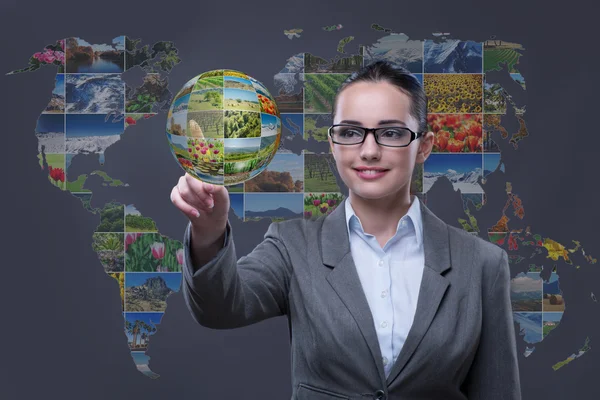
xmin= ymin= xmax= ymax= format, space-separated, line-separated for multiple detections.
xmin=382 ymin=129 xmax=406 ymax=137
xmin=341 ymin=129 xmax=361 ymax=137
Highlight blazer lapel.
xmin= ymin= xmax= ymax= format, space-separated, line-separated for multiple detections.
xmin=322 ymin=198 xmax=387 ymax=385
xmin=385 ymin=199 xmax=452 ymax=386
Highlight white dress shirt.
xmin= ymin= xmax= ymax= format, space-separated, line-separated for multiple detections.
xmin=345 ymin=195 xmax=425 ymax=378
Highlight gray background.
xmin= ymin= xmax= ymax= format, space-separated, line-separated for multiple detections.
xmin=1 ymin=0 xmax=599 ymax=398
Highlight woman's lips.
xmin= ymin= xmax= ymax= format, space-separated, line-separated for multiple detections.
xmin=354 ymin=169 xmax=389 ymax=180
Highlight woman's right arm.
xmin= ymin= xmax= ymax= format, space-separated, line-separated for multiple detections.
xmin=171 ymin=173 xmax=293 ymax=329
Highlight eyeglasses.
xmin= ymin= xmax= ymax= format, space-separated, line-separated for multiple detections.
xmin=328 ymin=124 xmax=423 ymax=147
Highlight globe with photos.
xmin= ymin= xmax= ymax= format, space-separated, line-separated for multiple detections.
xmin=166 ymin=69 xmax=282 ymax=186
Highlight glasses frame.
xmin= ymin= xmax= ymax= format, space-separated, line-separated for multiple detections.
xmin=328 ymin=124 xmax=424 ymax=147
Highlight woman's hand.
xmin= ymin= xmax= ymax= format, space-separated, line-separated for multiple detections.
xmin=170 ymin=172 xmax=230 ymax=247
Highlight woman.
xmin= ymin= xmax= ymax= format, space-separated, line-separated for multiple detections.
xmin=170 ymin=61 xmax=521 ymax=399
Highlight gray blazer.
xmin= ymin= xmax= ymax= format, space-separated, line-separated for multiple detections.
xmin=182 ymin=197 xmax=522 ymax=400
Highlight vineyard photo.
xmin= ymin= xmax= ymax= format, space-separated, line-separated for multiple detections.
xmin=304 ymin=74 xmax=349 ymax=113
xmin=304 ymin=153 xmax=341 ymax=192
xmin=194 ymin=76 xmax=223 ymax=90
xmin=186 ymin=110 xmax=224 ymax=138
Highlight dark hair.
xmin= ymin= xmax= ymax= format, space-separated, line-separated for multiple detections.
xmin=331 ymin=61 xmax=428 ymax=133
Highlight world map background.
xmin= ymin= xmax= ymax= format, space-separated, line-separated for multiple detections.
xmin=3 ymin=1 xmax=600 ymax=399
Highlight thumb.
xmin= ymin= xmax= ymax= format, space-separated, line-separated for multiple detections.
xmin=209 ymin=184 xmax=230 ymax=216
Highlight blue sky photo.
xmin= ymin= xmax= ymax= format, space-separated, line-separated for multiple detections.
xmin=224 ymin=88 xmax=259 ymax=102
xmin=266 ymin=153 xmax=303 ymax=182
xmin=425 ymin=153 xmax=483 ymax=174
xmin=229 ymin=193 xmax=244 ymax=220
xmin=484 ymin=153 xmax=501 ymax=176
xmin=244 ymin=193 xmax=303 ymax=212
xmin=172 ymin=93 xmax=190 ymax=111
xmin=66 ymin=114 xmax=124 ymax=137
xmin=53 ymin=74 xmax=65 ymax=97
xmin=543 ymin=312 xmax=564 ymax=323
xmin=514 ymin=312 xmax=543 ymax=344
xmin=36 ymin=114 xmax=64 ymax=134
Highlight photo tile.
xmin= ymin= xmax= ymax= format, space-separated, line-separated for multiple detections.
xmin=511 ymin=272 xmax=543 ymax=312
xmin=124 ymin=272 xmax=182 ymax=312
xmin=125 ymin=204 xmax=158 ymax=233
xmin=124 ymin=312 xmax=163 ymax=351
xmin=66 ymin=36 xmax=125 ymax=74
xmin=424 ymin=40 xmax=482 ymax=73
xmin=423 ymin=153 xmax=483 ymax=194
xmin=424 ymin=74 xmax=483 ymax=114
xmin=304 ymin=74 xmax=350 ymax=114
xmin=427 ymin=114 xmax=483 ymax=153
xmin=303 ymin=192 xmax=345 ymax=220
xmin=43 ymin=74 xmax=65 ymax=113
xmin=362 ymin=34 xmax=423 ymax=73
xmin=244 ymin=152 xmax=304 ymax=193
xmin=273 ymin=73 xmax=303 ymax=113
xmin=243 ymin=193 xmax=304 ymax=222
xmin=188 ymin=88 xmax=223 ymax=112
xmin=66 ymin=74 xmax=124 ymax=114
xmin=92 ymin=232 xmax=125 ymax=272
xmin=304 ymin=153 xmax=341 ymax=193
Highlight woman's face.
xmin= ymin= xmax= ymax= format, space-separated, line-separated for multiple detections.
xmin=329 ymin=80 xmax=433 ymax=202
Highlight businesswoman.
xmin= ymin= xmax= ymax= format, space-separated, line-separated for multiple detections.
xmin=171 ymin=61 xmax=522 ymax=400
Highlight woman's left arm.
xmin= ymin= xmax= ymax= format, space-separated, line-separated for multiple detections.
xmin=462 ymin=248 xmax=522 ymax=399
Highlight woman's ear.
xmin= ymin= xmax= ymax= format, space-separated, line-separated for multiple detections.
xmin=416 ymin=131 xmax=434 ymax=163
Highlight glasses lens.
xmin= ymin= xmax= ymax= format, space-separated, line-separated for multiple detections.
xmin=331 ymin=125 xmax=365 ymax=144
xmin=376 ymin=128 xmax=412 ymax=146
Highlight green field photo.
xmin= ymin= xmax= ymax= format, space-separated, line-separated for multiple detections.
xmin=223 ymin=88 xmax=260 ymax=112
xmin=188 ymin=89 xmax=223 ymax=111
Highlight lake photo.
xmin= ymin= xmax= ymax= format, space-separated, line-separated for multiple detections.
xmin=66 ymin=36 xmax=125 ymax=73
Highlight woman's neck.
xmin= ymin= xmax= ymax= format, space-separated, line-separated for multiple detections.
xmin=348 ymin=190 xmax=413 ymax=236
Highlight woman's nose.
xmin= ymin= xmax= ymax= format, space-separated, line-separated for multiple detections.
xmin=360 ymin=132 xmax=381 ymax=158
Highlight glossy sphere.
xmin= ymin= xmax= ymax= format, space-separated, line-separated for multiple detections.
xmin=166 ymin=69 xmax=281 ymax=186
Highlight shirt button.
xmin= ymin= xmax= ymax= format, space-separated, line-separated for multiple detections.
xmin=378 ymin=259 xmax=384 ymax=266
xmin=381 ymin=321 xmax=388 ymax=328
xmin=382 ymin=357 xmax=388 ymax=365
xmin=401 ymin=219 xmax=407 ymax=227
xmin=381 ymin=290 xmax=387 ymax=298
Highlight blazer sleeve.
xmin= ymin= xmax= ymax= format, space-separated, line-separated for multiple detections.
xmin=462 ymin=248 xmax=522 ymax=399
xmin=181 ymin=219 xmax=293 ymax=329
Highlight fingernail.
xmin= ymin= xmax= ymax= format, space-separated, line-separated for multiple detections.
xmin=208 ymin=201 xmax=214 ymax=208
xmin=193 ymin=209 xmax=200 ymax=217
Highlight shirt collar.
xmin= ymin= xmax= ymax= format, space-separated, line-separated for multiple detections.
xmin=344 ymin=195 xmax=423 ymax=247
